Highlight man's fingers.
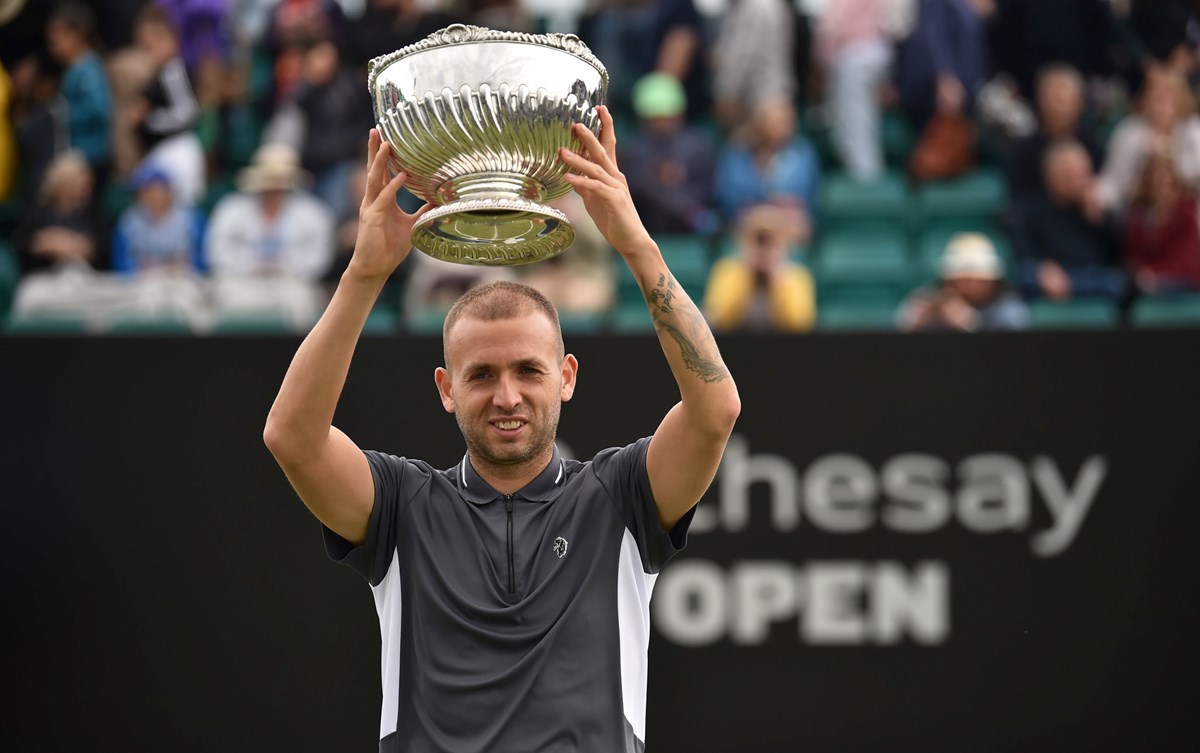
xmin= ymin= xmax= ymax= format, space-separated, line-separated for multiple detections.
xmin=596 ymin=105 xmax=618 ymax=163
xmin=373 ymin=167 xmax=408 ymax=209
xmin=364 ymin=139 xmax=391 ymax=205
xmin=367 ymin=128 xmax=379 ymax=170
xmin=572 ymin=122 xmax=617 ymax=175
xmin=560 ymin=147 xmax=613 ymax=183
xmin=563 ymin=172 xmax=610 ymax=196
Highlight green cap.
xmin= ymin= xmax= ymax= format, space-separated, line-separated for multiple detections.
xmin=632 ymin=73 xmax=686 ymax=119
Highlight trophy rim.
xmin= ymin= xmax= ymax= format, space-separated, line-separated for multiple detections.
xmin=411 ymin=198 xmax=575 ymax=267
xmin=367 ymin=23 xmax=609 ymax=97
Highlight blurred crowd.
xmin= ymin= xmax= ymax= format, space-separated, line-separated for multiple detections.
xmin=1 ymin=0 xmax=1199 ymax=334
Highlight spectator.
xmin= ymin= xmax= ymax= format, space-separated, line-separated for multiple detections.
xmin=893 ymin=0 xmax=987 ymax=130
xmin=897 ymin=232 xmax=1029 ymax=331
xmin=714 ymin=98 xmax=821 ymax=225
xmin=112 ymin=163 xmax=202 ymax=275
xmin=703 ymin=204 xmax=815 ymax=333
xmin=1013 ymin=139 xmax=1126 ymax=302
xmin=817 ymin=0 xmax=892 ymax=181
xmin=263 ymin=0 xmax=347 ymax=110
xmin=155 ymin=0 xmax=233 ymax=77
xmin=7 ymin=53 xmax=64 ymax=209
xmin=403 ymin=252 xmax=513 ymax=324
xmin=128 ymin=5 xmax=206 ymax=207
xmin=13 ymin=150 xmax=103 ymax=273
xmin=579 ymin=0 xmax=708 ymax=123
xmin=1007 ymin=63 xmax=1107 ymax=203
xmin=46 ymin=3 xmax=112 ymax=185
xmin=347 ymin=0 xmax=453 ymax=69
xmin=623 ymin=73 xmax=716 ymax=235
xmin=987 ymin=0 xmax=1150 ymax=103
xmin=516 ymin=192 xmax=616 ymax=316
xmin=464 ymin=0 xmax=533 ymax=32
xmin=206 ymin=143 xmax=335 ymax=325
xmin=290 ymin=40 xmax=374 ymax=218
xmin=1123 ymin=155 xmax=1200 ymax=294
xmin=713 ymin=0 xmax=794 ymax=132
xmin=1096 ymin=68 xmax=1200 ymax=213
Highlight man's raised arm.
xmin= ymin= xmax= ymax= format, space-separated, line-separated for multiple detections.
xmin=263 ymin=130 xmax=430 ymax=545
xmin=561 ymin=107 xmax=741 ymax=530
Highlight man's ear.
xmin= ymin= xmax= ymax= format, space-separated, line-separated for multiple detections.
xmin=560 ymin=354 xmax=578 ymax=402
xmin=434 ymin=367 xmax=456 ymax=413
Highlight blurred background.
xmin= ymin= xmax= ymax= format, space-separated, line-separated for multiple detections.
xmin=2 ymin=1 xmax=1199 ymax=752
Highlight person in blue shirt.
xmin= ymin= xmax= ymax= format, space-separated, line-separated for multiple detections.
xmin=46 ymin=3 xmax=112 ymax=181
xmin=112 ymin=163 xmax=203 ymax=275
xmin=714 ymin=97 xmax=821 ymax=224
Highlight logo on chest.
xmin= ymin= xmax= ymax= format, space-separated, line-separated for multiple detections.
xmin=552 ymin=536 xmax=569 ymax=558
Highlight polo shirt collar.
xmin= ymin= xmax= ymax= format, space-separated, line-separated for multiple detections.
xmin=456 ymin=446 xmax=566 ymax=505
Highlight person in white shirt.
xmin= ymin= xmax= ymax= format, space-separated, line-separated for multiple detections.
xmin=206 ymin=142 xmax=335 ymax=327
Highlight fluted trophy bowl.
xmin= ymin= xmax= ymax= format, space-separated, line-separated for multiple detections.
xmin=368 ymin=24 xmax=609 ymax=265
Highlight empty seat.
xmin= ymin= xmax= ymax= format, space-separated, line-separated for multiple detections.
xmin=817 ymin=301 xmax=898 ymax=331
xmin=1029 ymin=299 xmax=1117 ymax=329
xmin=5 ymin=314 xmax=91 ymax=335
xmin=1130 ymin=294 xmax=1200 ymax=327
xmin=813 ymin=230 xmax=913 ymax=303
xmin=108 ymin=314 xmax=194 ymax=335
xmin=558 ymin=310 xmax=605 ymax=334
xmin=609 ymin=302 xmax=656 ymax=334
xmin=917 ymin=168 xmax=1007 ymax=222
xmin=818 ymin=170 xmax=911 ymax=232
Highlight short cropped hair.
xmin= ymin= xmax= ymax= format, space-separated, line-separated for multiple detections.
xmin=1035 ymin=62 xmax=1084 ymax=99
xmin=442 ymin=281 xmax=563 ymax=364
xmin=50 ymin=2 xmax=98 ymax=41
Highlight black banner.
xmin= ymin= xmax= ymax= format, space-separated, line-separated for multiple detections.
xmin=2 ymin=333 xmax=1198 ymax=752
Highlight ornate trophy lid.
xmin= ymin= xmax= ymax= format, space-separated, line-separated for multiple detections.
xmin=367 ymin=24 xmax=609 ymax=96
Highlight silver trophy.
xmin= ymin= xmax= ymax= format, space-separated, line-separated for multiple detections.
xmin=368 ymin=24 xmax=609 ymax=266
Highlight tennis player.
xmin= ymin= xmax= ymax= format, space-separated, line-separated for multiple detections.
xmin=264 ymin=106 xmax=740 ymax=752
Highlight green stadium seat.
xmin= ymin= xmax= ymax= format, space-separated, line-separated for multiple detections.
xmin=817 ymin=301 xmax=898 ymax=331
xmin=407 ymin=308 xmax=449 ymax=334
xmin=558 ymin=310 xmax=605 ymax=334
xmin=105 ymin=185 xmax=135 ymax=219
xmin=0 ymin=241 xmax=19 ymax=318
xmin=1029 ymin=299 xmax=1117 ymax=329
xmin=361 ymin=309 xmax=397 ymax=335
xmin=107 ymin=314 xmax=194 ymax=335
xmin=1130 ymin=294 xmax=1200 ymax=328
xmin=5 ymin=314 xmax=91 ymax=335
xmin=609 ymin=303 xmax=656 ymax=333
xmin=210 ymin=313 xmax=296 ymax=335
xmin=881 ymin=110 xmax=917 ymax=166
xmin=916 ymin=168 xmax=1006 ymax=222
xmin=818 ymin=170 xmax=911 ymax=232
xmin=813 ymin=230 xmax=913 ymax=304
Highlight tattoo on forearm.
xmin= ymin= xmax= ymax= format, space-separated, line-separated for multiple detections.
xmin=645 ymin=273 xmax=730 ymax=383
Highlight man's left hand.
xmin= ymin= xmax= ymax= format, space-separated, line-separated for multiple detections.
xmin=559 ymin=106 xmax=655 ymax=256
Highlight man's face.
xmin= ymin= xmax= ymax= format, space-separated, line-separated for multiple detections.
xmin=1038 ymin=74 xmax=1082 ymax=136
xmin=435 ymin=312 xmax=577 ymax=470
xmin=1045 ymin=148 xmax=1093 ymax=205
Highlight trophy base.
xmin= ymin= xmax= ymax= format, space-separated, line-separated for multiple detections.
xmin=411 ymin=198 xmax=575 ymax=266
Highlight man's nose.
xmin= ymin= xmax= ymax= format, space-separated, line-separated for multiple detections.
xmin=492 ymin=374 xmax=521 ymax=410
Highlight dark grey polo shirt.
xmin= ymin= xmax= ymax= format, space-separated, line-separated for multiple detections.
xmin=322 ymin=437 xmax=694 ymax=753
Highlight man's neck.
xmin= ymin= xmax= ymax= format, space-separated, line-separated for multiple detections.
xmin=470 ymin=447 xmax=554 ymax=496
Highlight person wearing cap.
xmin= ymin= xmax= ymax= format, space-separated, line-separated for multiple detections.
xmin=113 ymin=163 xmax=202 ymax=275
xmin=703 ymin=203 xmax=816 ymax=333
xmin=622 ymin=72 xmax=716 ymax=235
xmin=206 ymin=142 xmax=334 ymax=282
xmin=897 ymin=232 xmax=1030 ymax=332
xmin=205 ymin=143 xmax=335 ymax=325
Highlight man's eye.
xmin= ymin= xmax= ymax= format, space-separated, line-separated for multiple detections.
xmin=521 ymin=367 xmax=539 ymax=374
xmin=470 ymin=372 xmax=489 ymax=380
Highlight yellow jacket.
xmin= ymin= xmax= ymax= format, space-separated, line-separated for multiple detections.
xmin=703 ymin=257 xmax=816 ymax=333
xmin=0 ymin=62 xmax=14 ymax=202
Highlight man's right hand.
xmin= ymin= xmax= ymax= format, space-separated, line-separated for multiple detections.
xmin=347 ymin=129 xmax=432 ymax=284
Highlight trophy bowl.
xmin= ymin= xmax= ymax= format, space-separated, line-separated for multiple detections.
xmin=368 ymin=24 xmax=609 ymax=266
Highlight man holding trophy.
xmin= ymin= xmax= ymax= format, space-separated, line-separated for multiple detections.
xmin=263 ymin=25 xmax=740 ymax=752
